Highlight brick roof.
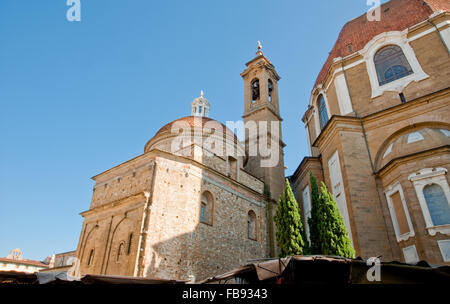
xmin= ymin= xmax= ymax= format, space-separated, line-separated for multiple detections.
xmin=314 ymin=0 xmax=449 ymax=89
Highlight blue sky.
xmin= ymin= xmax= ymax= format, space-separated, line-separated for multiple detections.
xmin=0 ymin=0 xmax=387 ymax=260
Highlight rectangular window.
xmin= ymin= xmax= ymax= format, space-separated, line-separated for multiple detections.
xmin=328 ymin=151 xmax=353 ymax=243
xmin=390 ymin=192 xmax=410 ymax=235
xmin=200 ymin=203 xmax=205 ymax=223
xmin=385 ymin=182 xmax=415 ymax=242
xmin=437 ymin=240 xmax=450 ymax=262
xmin=228 ymin=156 xmax=237 ymax=180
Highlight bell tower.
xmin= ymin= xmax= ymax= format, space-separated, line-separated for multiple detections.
xmin=241 ymin=42 xmax=285 ymax=202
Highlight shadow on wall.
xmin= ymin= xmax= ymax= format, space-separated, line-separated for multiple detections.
xmin=143 ymin=153 xmax=267 ymax=282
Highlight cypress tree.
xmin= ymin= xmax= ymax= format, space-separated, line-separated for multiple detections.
xmin=274 ymin=179 xmax=308 ymax=257
xmin=317 ymin=182 xmax=355 ymax=258
xmin=308 ymin=172 xmax=321 ymax=254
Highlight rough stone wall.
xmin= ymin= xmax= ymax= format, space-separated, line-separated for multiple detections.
xmin=77 ymin=198 xmax=145 ymax=276
xmin=142 ymin=156 xmax=267 ymax=282
xmin=76 ymin=154 xmax=155 ymax=276
xmin=244 ymin=108 xmax=285 ymax=202
xmin=90 ymin=154 xmax=155 ymax=209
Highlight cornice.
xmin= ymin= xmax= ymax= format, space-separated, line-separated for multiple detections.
xmin=242 ymin=104 xmax=283 ymax=122
xmin=310 ymin=87 xmax=450 ymax=149
xmin=311 ymin=115 xmax=361 ymax=148
xmin=362 ymin=87 xmax=450 ymax=125
xmin=290 ymin=156 xmax=321 ymax=182
xmin=376 ymin=145 xmax=450 ymax=178
xmin=80 ymin=192 xmax=147 ymax=217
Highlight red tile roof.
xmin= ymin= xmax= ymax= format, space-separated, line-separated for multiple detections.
xmin=153 ymin=116 xmax=238 ymax=140
xmin=314 ymin=0 xmax=449 ymax=89
xmin=0 ymin=257 xmax=48 ymax=268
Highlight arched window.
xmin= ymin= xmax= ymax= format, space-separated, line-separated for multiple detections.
xmin=423 ymin=184 xmax=450 ymax=226
xmin=318 ymin=95 xmax=328 ymax=129
xmin=87 ymin=249 xmax=94 ymax=266
xmin=268 ymin=79 xmax=273 ymax=102
xmin=248 ymin=210 xmax=257 ymax=240
xmin=374 ymin=45 xmax=413 ymax=86
xmin=200 ymin=191 xmax=214 ymax=225
xmin=251 ymin=79 xmax=260 ymax=102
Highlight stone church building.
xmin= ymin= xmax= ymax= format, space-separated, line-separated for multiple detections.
xmin=74 ymin=0 xmax=450 ymax=282
xmin=74 ymin=45 xmax=284 ymax=281
xmin=290 ymin=0 xmax=450 ymax=265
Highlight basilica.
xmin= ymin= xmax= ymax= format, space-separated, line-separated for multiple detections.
xmin=74 ymin=0 xmax=450 ymax=282
xmin=74 ymin=43 xmax=283 ymax=281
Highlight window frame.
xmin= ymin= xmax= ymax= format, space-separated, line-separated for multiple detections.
xmin=423 ymin=184 xmax=450 ymax=226
xmin=384 ymin=182 xmax=415 ymax=242
xmin=437 ymin=239 xmax=450 ymax=262
xmin=317 ymin=94 xmax=330 ymax=130
xmin=360 ymin=31 xmax=429 ymax=98
xmin=403 ymin=245 xmax=420 ymax=264
xmin=247 ymin=210 xmax=257 ymax=241
xmin=268 ymin=79 xmax=273 ymax=102
xmin=199 ymin=191 xmax=214 ymax=226
xmin=408 ymin=168 xmax=450 ymax=236
xmin=227 ymin=156 xmax=238 ymax=180
xmin=251 ymin=78 xmax=260 ymax=102
xmin=374 ymin=45 xmax=413 ymax=86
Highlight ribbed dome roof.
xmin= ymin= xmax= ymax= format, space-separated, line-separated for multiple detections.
xmin=153 ymin=116 xmax=237 ymax=139
xmin=144 ymin=116 xmax=240 ymax=153
xmin=314 ymin=0 xmax=450 ymax=89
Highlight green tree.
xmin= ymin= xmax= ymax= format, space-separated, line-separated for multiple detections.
xmin=274 ymin=179 xmax=309 ymax=257
xmin=308 ymin=172 xmax=321 ymax=254
xmin=317 ymin=182 xmax=355 ymax=258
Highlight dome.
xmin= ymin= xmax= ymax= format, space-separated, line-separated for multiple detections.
xmin=144 ymin=116 xmax=242 ymax=154
xmin=376 ymin=127 xmax=450 ymax=171
xmin=314 ymin=0 xmax=450 ymax=89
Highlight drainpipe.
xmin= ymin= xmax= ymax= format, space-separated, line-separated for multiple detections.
xmin=427 ymin=19 xmax=450 ymax=55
